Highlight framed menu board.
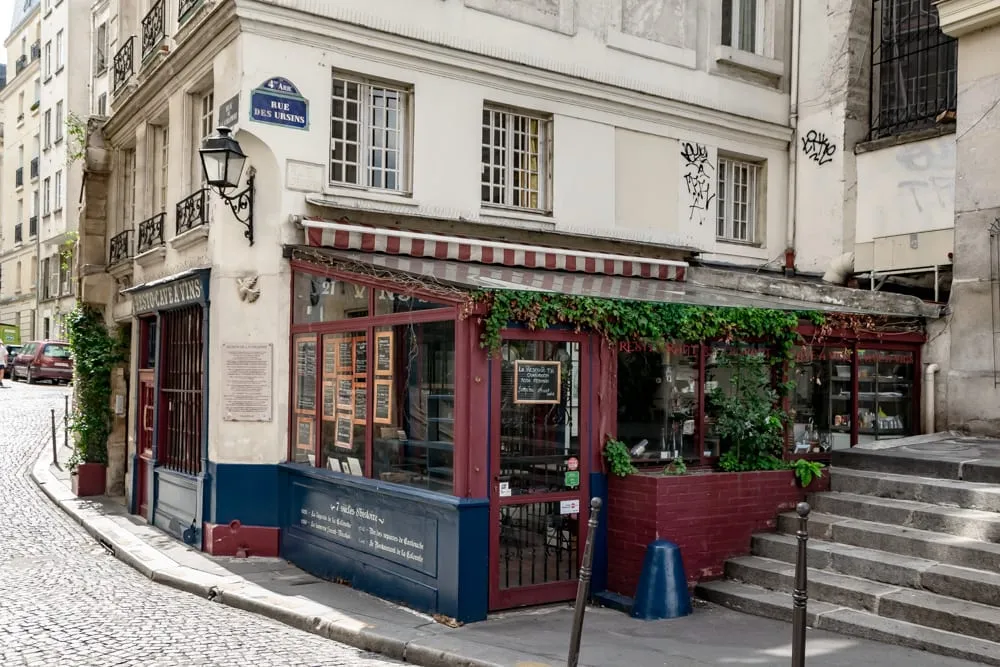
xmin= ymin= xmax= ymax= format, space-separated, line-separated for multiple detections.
xmin=337 ymin=378 xmax=354 ymax=412
xmin=295 ymin=337 xmax=317 ymax=412
xmin=374 ymin=380 xmax=392 ymax=424
xmin=323 ymin=338 xmax=337 ymax=376
xmin=354 ymin=385 xmax=367 ymax=423
xmin=338 ymin=340 xmax=354 ymax=375
xmin=513 ymin=360 xmax=561 ymax=404
xmin=335 ymin=415 xmax=353 ymax=449
xmin=354 ymin=337 xmax=367 ymax=375
xmin=375 ymin=331 xmax=393 ymax=374
xmin=322 ymin=380 xmax=336 ymax=419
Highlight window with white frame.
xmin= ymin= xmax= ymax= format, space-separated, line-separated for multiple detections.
xmin=722 ymin=0 xmax=764 ymax=55
xmin=96 ymin=93 xmax=107 ymax=116
xmin=197 ymin=91 xmax=214 ymax=185
xmin=59 ymin=250 xmax=72 ymax=295
xmin=330 ymin=73 xmax=410 ymax=191
xmin=55 ymin=30 xmax=64 ymax=71
xmin=716 ymin=156 xmax=762 ymax=244
xmin=44 ymin=109 xmax=51 ymax=148
xmin=121 ymin=148 xmax=136 ymax=228
xmin=54 ymin=170 xmax=62 ymax=211
xmin=43 ymin=177 xmax=50 ymax=215
xmin=55 ymin=101 xmax=63 ymax=142
xmin=481 ymin=106 xmax=552 ymax=212
xmin=44 ymin=41 xmax=51 ymax=79
xmin=94 ymin=22 xmax=107 ymax=73
xmin=155 ymin=125 xmax=169 ymax=211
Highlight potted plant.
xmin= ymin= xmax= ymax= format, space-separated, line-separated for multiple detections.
xmin=66 ymin=303 xmax=125 ymax=497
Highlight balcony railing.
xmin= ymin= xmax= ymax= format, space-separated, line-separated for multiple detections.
xmin=15 ymin=54 xmax=27 ymax=75
xmin=29 ymin=157 xmax=38 ymax=180
xmin=113 ymin=36 xmax=135 ymax=93
xmin=176 ymin=189 xmax=209 ymax=235
xmin=13 ymin=223 xmax=22 ymax=244
xmin=137 ymin=212 xmax=165 ymax=254
xmin=15 ymin=167 xmax=23 ymax=188
xmin=30 ymin=41 xmax=40 ymax=61
xmin=141 ymin=0 xmax=166 ymax=60
xmin=109 ymin=229 xmax=133 ymax=266
xmin=178 ymin=0 xmax=202 ymax=23
xmin=29 ymin=216 xmax=38 ymax=237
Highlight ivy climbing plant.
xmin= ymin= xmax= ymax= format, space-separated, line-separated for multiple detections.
xmin=467 ymin=290 xmax=822 ymax=361
xmin=66 ymin=113 xmax=88 ymax=165
xmin=66 ymin=303 xmax=127 ymax=469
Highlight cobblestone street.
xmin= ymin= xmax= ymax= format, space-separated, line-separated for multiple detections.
xmin=0 ymin=382 xmax=401 ymax=667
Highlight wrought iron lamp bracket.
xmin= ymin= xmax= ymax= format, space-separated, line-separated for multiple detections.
xmin=215 ymin=166 xmax=256 ymax=246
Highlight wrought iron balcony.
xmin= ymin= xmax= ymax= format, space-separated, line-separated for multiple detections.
xmin=13 ymin=223 xmax=22 ymax=244
xmin=141 ymin=0 xmax=166 ymax=60
xmin=113 ymin=36 xmax=134 ymax=93
xmin=29 ymin=157 xmax=38 ymax=180
xmin=178 ymin=0 xmax=203 ymax=23
xmin=15 ymin=168 xmax=23 ymax=188
xmin=15 ymin=55 xmax=27 ymax=75
xmin=30 ymin=41 xmax=40 ymax=61
xmin=137 ymin=212 xmax=165 ymax=254
xmin=29 ymin=216 xmax=37 ymax=237
xmin=176 ymin=189 xmax=209 ymax=235
xmin=109 ymin=229 xmax=133 ymax=266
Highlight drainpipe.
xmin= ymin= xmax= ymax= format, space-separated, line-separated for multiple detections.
xmin=923 ymin=363 xmax=940 ymax=434
xmin=785 ymin=0 xmax=802 ymax=276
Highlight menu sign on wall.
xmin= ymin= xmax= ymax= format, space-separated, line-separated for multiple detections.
xmin=513 ymin=360 xmax=562 ymax=404
xmin=296 ymin=339 xmax=317 ymax=411
xmin=293 ymin=483 xmax=438 ymax=577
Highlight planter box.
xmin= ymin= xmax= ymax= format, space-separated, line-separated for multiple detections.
xmin=72 ymin=462 xmax=107 ymax=497
xmin=606 ymin=469 xmax=829 ymax=598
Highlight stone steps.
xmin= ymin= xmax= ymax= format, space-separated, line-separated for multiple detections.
xmin=831 ymin=468 xmax=1000 ymax=512
xmin=697 ymin=579 xmax=1000 ymax=666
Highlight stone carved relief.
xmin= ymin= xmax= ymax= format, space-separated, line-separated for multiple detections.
xmin=621 ymin=0 xmax=693 ymax=49
xmin=464 ymin=0 xmax=574 ymax=34
xmin=236 ymin=274 xmax=262 ymax=304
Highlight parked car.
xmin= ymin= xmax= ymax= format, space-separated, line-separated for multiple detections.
xmin=13 ymin=340 xmax=73 ymax=384
xmin=4 ymin=345 xmax=22 ymax=378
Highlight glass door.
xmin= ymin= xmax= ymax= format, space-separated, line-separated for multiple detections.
xmin=489 ymin=335 xmax=591 ymax=610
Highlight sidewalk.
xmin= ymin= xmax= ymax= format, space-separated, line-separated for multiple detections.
xmin=31 ymin=445 xmax=981 ymax=667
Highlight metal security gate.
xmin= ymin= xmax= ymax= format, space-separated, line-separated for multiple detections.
xmin=158 ymin=304 xmax=204 ymax=475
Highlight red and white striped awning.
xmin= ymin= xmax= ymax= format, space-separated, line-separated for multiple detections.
xmin=302 ymin=217 xmax=688 ymax=282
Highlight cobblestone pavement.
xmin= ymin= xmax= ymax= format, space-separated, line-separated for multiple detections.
xmin=1 ymin=382 xmax=401 ymax=667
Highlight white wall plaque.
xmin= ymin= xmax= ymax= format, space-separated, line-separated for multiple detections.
xmin=285 ymin=160 xmax=324 ymax=192
xmin=222 ymin=343 xmax=273 ymax=422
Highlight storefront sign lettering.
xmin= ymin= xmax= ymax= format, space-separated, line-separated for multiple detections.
xmin=250 ymin=77 xmax=308 ymax=130
xmin=132 ymin=278 xmax=203 ymax=314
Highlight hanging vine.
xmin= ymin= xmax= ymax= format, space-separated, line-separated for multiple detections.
xmin=66 ymin=303 xmax=127 ymax=469
xmin=464 ymin=290 xmax=823 ymax=361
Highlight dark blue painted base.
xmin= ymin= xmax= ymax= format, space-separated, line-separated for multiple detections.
xmin=279 ymin=464 xmax=489 ymax=623
xmin=208 ymin=462 xmax=281 ymax=526
xmin=631 ymin=540 xmax=692 ymax=621
xmin=589 ymin=472 xmax=609 ymax=594
xmin=594 ymin=590 xmax=634 ymax=614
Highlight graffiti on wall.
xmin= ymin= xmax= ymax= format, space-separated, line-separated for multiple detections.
xmin=801 ymin=130 xmax=837 ymax=166
xmin=895 ymin=140 xmax=956 ymax=213
xmin=681 ymin=142 xmax=715 ymax=222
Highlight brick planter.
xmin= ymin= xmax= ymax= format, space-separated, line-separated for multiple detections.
xmin=72 ymin=462 xmax=107 ymax=497
xmin=606 ymin=469 xmax=829 ymax=598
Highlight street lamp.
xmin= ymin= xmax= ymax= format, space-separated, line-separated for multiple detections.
xmin=199 ymin=126 xmax=256 ymax=246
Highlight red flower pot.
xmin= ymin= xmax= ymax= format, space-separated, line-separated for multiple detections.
xmin=72 ymin=462 xmax=107 ymax=497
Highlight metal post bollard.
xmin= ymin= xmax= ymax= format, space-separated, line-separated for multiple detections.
xmin=64 ymin=395 xmax=70 ymax=450
xmin=51 ymin=408 xmax=59 ymax=468
xmin=791 ymin=501 xmax=811 ymax=667
xmin=567 ymin=497 xmax=602 ymax=667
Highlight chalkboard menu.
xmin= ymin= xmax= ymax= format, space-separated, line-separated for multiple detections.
xmin=323 ymin=339 xmax=337 ymax=376
xmin=355 ymin=338 xmax=367 ymax=374
xmin=337 ymin=378 xmax=354 ymax=411
xmin=374 ymin=381 xmax=392 ymax=424
xmin=293 ymin=482 xmax=438 ymax=577
xmin=354 ymin=385 xmax=367 ymax=421
xmin=339 ymin=341 xmax=354 ymax=374
xmin=322 ymin=380 xmax=336 ymax=419
xmin=513 ymin=360 xmax=561 ymax=404
xmin=375 ymin=332 xmax=393 ymax=374
xmin=335 ymin=416 xmax=353 ymax=449
xmin=296 ymin=339 xmax=317 ymax=411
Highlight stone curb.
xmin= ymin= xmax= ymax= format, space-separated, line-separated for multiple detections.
xmin=29 ymin=450 xmax=505 ymax=667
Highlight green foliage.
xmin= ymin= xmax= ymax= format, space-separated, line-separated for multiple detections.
xmin=60 ymin=231 xmax=78 ymax=272
xmin=66 ymin=112 xmax=88 ymax=165
xmin=709 ymin=352 xmax=788 ymax=472
xmin=663 ymin=457 xmax=687 ymax=476
xmin=469 ymin=291 xmax=818 ymax=362
xmin=604 ymin=437 xmax=637 ymax=478
xmin=66 ymin=303 xmax=126 ymax=469
xmin=790 ymin=458 xmax=825 ymax=487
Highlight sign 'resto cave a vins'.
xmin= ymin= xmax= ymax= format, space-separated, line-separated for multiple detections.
xmin=132 ymin=277 xmax=204 ymax=315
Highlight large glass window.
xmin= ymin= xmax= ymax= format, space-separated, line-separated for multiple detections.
xmin=293 ymin=273 xmax=369 ymax=323
xmin=790 ymin=345 xmax=853 ymax=454
xmin=857 ymin=349 xmax=915 ymax=444
xmin=321 ymin=331 xmax=367 ymax=475
xmin=293 ymin=334 xmax=318 ymax=465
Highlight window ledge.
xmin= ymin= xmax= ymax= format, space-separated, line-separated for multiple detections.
xmin=714 ymin=45 xmax=783 ymax=78
xmin=855 ymin=124 xmax=956 ymax=155
xmin=715 ymin=237 xmax=763 ymax=249
xmin=606 ymin=28 xmax=696 ymax=70
xmin=480 ymin=205 xmax=556 ymax=226
xmin=54 ymin=138 xmax=64 ymax=145
xmin=321 ymin=185 xmax=418 ymax=207
xmin=135 ymin=245 xmax=166 ymax=267
xmin=53 ymin=206 xmax=63 ymax=213
xmin=55 ymin=66 xmax=64 ymax=75
xmin=170 ymin=225 xmax=209 ymax=251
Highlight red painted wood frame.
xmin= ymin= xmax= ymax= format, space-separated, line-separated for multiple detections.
xmin=287 ymin=260 xmax=471 ymax=496
xmin=488 ymin=328 xmax=596 ymax=610
xmin=137 ymin=368 xmax=155 ymax=519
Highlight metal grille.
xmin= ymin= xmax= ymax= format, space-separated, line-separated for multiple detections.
xmin=112 ymin=36 xmax=134 ymax=93
xmin=990 ymin=219 xmax=1000 ymax=387
xmin=870 ymin=0 xmax=957 ymax=139
xmin=141 ymin=0 xmax=166 ymax=60
xmin=499 ymin=501 xmax=578 ymax=589
xmin=160 ymin=305 xmax=204 ymax=475
xmin=330 ymin=75 xmax=406 ymax=190
xmin=481 ymin=108 xmax=547 ymax=211
xmin=717 ymin=157 xmax=758 ymax=243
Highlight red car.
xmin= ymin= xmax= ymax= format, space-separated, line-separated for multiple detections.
xmin=13 ymin=340 xmax=74 ymax=384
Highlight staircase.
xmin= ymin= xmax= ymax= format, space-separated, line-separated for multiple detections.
xmin=697 ymin=448 xmax=1000 ymax=665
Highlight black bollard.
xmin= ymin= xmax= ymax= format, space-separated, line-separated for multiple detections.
xmin=51 ymin=408 xmax=59 ymax=468
xmin=567 ymin=497 xmax=602 ymax=667
xmin=64 ymin=395 xmax=69 ymax=450
xmin=791 ymin=501 xmax=811 ymax=667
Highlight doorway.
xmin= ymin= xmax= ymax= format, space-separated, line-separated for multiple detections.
xmin=489 ymin=334 xmax=592 ymax=610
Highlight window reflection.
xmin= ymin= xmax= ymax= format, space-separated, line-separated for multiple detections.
xmin=293 ymin=273 xmax=368 ymax=323
xmin=321 ymin=331 xmax=367 ymax=475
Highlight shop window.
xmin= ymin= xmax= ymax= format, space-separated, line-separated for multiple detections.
xmin=292 ymin=334 xmax=319 ymax=465
xmin=790 ymin=346 xmax=852 ymax=454
xmin=704 ymin=343 xmax=774 ymax=459
xmin=857 ymin=349 xmax=914 ymax=443
xmin=160 ymin=305 xmax=204 ymax=475
xmin=373 ymin=288 xmax=450 ymax=316
xmin=293 ymin=273 xmax=369 ymax=324
xmin=320 ymin=330 xmax=367 ymax=475
xmin=616 ymin=342 xmax=700 ymax=462
xmin=372 ymin=321 xmax=456 ymax=492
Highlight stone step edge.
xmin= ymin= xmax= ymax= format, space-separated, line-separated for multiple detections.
xmin=812 ymin=490 xmax=1000 ymax=523
xmin=832 ymin=467 xmax=1000 ymax=492
xmin=696 ymin=580 xmax=1000 ymax=666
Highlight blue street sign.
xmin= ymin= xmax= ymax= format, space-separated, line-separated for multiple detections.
xmin=250 ymin=77 xmax=308 ymax=130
